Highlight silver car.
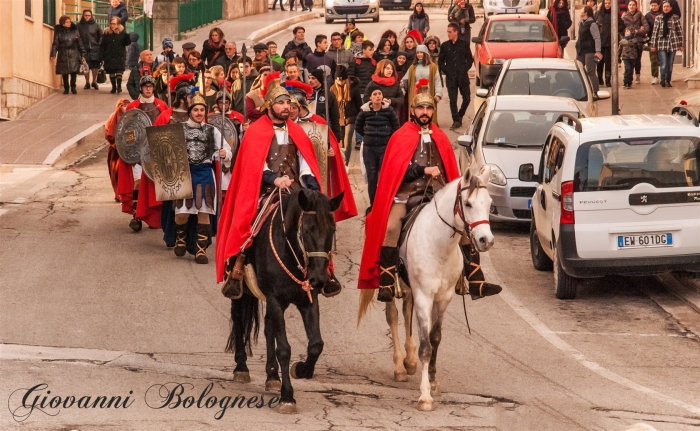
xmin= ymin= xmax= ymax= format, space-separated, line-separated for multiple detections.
xmin=459 ymin=95 xmax=586 ymax=222
xmin=476 ymin=58 xmax=610 ymax=118
xmin=325 ymin=0 xmax=380 ymax=24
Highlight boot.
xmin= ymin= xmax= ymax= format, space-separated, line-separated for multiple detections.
xmin=62 ymin=75 xmax=70 ymax=94
xmin=110 ymin=77 xmax=117 ymax=94
xmin=70 ymin=74 xmax=77 ymax=94
xmin=195 ymin=223 xmax=210 ymax=264
xmin=129 ymin=216 xmax=143 ymax=232
xmin=174 ymin=222 xmax=188 ymax=257
xmin=116 ymin=76 xmax=123 ymax=93
xmin=321 ymin=262 xmax=342 ymax=298
xmin=222 ymin=255 xmax=244 ymax=299
xmin=459 ymin=245 xmax=502 ymax=300
xmin=377 ymin=246 xmax=399 ymax=302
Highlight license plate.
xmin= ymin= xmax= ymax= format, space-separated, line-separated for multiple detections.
xmin=617 ymin=233 xmax=673 ymax=249
xmin=527 ymin=199 xmax=532 ymax=209
xmin=505 ymin=8 xmax=519 ymax=12
xmin=393 ymin=0 xmax=402 ymax=2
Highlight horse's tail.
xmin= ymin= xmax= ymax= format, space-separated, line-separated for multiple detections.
xmin=357 ymin=288 xmax=375 ymax=326
xmin=225 ymin=293 xmax=260 ymax=355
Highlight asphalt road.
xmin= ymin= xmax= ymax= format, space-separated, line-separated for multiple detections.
xmin=1 ymin=10 xmax=700 ymax=431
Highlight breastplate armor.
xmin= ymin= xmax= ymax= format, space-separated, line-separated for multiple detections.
xmin=139 ymin=102 xmax=161 ymax=123
xmin=183 ymin=124 xmax=213 ymax=165
xmin=262 ymin=134 xmax=301 ymax=195
xmin=396 ymin=137 xmax=446 ymax=201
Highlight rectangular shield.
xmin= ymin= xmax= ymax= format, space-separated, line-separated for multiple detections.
xmin=145 ymin=124 xmax=193 ymax=201
xmin=299 ymin=122 xmax=329 ymax=195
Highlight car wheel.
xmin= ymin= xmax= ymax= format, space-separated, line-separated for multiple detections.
xmin=325 ymin=17 xmax=333 ymax=24
xmin=475 ymin=75 xmax=481 ymax=87
xmin=530 ymin=219 xmax=553 ymax=271
xmin=373 ymin=16 xmax=379 ymax=22
xmin=553 ymin=243 xmax=577 ymax=299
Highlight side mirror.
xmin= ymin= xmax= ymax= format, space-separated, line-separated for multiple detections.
xmin=476 ymin=88 xmax=489 ymax=98
xmin=559 ymin=36 xmax=570 ymax=45
xmin=472 ymin=37 xmax=483 ymax=45
xmin=596 ymin=90 xmax=611 ymax=100
xmin=457 ymin=134 xmax=475 ymax=157
xmin=519 ymin=163 xmax=536 ymax=182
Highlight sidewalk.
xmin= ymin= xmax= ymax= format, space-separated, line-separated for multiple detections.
xmin=0 ymin=10 xmax=319 ymax=166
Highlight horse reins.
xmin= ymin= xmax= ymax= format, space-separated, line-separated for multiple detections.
xmin=434 ymin=178 xmax=490 ymax=240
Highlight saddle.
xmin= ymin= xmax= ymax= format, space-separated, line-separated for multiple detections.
xmin=396 ymin=199 xmax=430 ymax=290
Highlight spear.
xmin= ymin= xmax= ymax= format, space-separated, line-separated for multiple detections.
xmin=241 ymin=43 xmax=247 ymax=124
xmin=322 ymin=57 xmax=336 ymax=251
xmin=218 ymin=67 xmax=226 ymax=223
xmin=166 ymin=52 xmax=172 ymax=108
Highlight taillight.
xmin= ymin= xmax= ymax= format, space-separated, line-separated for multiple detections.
xmin=560 ymin=181 xmax=575 ymax=225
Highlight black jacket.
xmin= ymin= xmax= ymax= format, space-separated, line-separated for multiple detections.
xmin=51 ymin=23 xmax=86 ymax=75
xmin=438 ymin=38 xmax=474 ymax=78
xmin=310 ymin=85 xmax=342 ymax=142
xmin=214 ymin=53 xmax=239 ymax=74
xmin=347 ymin=57 xmax=377 ymax=100
xmin=77 ymin=17 xmax=102 ymax=63
xmin=107 ymin=2 xmax=129 ymax=27
xmin=344 ymin=76 xmax=363 ymax=120
xmin=364 ymin=76 xmax=404 ymax=111
xmin=202 ymin=39 xmax=226 ymax=67
xmin=100 ymin=25 xmax=130 ymax=73
xmin=127 ymin=61 xmax=154 ymax=100
xmin=355 ymin=102 xmax=400 ymax=147
xmin=548 ymin=8 xmax=573 ymax=39
xmin=282 ymin=40 xmax=313 ymax=64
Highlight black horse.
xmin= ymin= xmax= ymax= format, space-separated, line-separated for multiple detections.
xmin=226 ymin=189 xmax=344 ymax=414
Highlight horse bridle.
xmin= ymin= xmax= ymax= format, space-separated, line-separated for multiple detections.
xmin=435 ymin=178 xmax=490 ymax=239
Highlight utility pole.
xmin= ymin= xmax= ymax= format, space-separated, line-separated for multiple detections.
xmin=611 ymin=0 xmax=619 ymax=114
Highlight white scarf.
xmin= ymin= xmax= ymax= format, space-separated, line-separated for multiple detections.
xmin=139 ymin=95 xmax=155 ymax=104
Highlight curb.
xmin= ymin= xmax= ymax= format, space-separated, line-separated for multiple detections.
xmin=248 ymin=12 xmax=321 ymax=42
xmin=43 ymin=122 xmax=106 ymax=166
xmin=656 ymin=273 xmax=700 ymax=315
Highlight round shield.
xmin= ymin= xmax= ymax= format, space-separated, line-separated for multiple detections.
xmin=208 ymin=115 xmax=239 ymax=153
xmin=141 ymin=136 xmax=154 ymax=181
xmin=116 ymin=109 xmax=152 ymax=165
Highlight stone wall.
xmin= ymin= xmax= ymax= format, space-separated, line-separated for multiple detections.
xmin=0 ymin=77 xmax=55 ymax=120
xmin=153 ymin=0 xmax=179 ymax=49
xmin=223 ymin=0 xmax=267 ymax=20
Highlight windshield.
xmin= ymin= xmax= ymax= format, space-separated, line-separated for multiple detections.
xmin=486 ymin=20 xmax=556 ymax=42
xmin=498 ymin=69 xmax=588 ymax=101
xmin=574 ymin=137 xmax=700 ymax=191
xmin=484 ymin=110 xmax=574 ymax=148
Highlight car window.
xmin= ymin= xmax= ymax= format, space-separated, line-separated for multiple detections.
xmin=544 ymin=136 xmax=565 ymax=184
xmin=498 ymin=69 xmax=588 ymax=101
xmin=483 ymin=110 xmax=574 ymax=148
xmin=486 ymin=20 xmax=556 ymax=42
xmin=471 ymin=103 xmax=488 ymax=143
xmin=573 ymin=137 xmax=700 ymax=191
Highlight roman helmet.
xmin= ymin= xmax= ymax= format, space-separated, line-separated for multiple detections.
xmin=170 ymin=73 xmax=195 ymax=107
xmin=187 ymin=87 xmax=207 ymax=113
xmin=260 ymin=72 xmax=290 ymax=112
xmin=139 ymin=65 xmax=156 ymax=88
xmin=285 ymin=80 xmax=313 ymax=109
xmin=413 ymin=78 xmax=434 ymax=108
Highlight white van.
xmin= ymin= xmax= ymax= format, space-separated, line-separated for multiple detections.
xmin=519 ymin=106 xmax=700 ymax=299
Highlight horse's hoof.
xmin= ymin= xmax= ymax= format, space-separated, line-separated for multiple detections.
xmin=233 ymin=371 xmax=251 ymax=383
xmin=394 ymin=371 xmax=408 ymax=382
xmin=417 ymin=399 xmax=434 ymax=411
xmin=278 ymin=402 xmax=297 ymax=414
xmin=265 ymin=379 xmax=281 ymax=393
xmin=430 ymin=383 xmax=441 ymax=396
xmin=404 ymin=360 xmax=418 ymax=376
xmin=290 ymin=362 xmax=302 ymax=379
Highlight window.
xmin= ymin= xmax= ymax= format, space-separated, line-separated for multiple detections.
xmin=487 ymin=20 xmax=556 ymax=42
xmin=573 ymin=137 xmax=700 ymax=191
xmin=25 ymin=0 xmax=32 ymax=18
xmin=498 ymin=69 xmax=588 ymax=101
xmin=544 ymin=137 xmax=565 ymax=183
xmin=471 ymin=103 xmax=488 ymax=144
xmin=43 ymin=0 xmax=55 ymax=25
xmin=484 ymin=110 xmax=574 ymax=148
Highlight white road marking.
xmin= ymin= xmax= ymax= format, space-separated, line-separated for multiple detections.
xmin=11 ymin=198 xmax=26 ymax=204
xmin=550 ymin=331 xmax=695 ymax=338
xmin=481 ymin=252 xmax=700 ymax=416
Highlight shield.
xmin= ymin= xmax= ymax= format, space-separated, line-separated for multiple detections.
xmin=145 ymin=124 xmax=193 ymax=201
xmin=208 ymin=115 xmax=239 ymax=154
xmin=299 ymin=121 xmax=329 ymax=195
xmin=115 ymin=109 xmax=151 ymax=165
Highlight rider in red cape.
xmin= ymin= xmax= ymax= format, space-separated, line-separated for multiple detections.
xmin=357 ymin=120 xmax=459 ymax=290
xmin=216 ymin=114 xmax=322 ymax=284
xmin=118 ymin=68 xmax=168 ymax=231
xmin=358 ymin=78 xmax=501 ymax=301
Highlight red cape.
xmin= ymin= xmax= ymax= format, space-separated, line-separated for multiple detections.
xmin=116 ymin=100 xmax=167 ymax=215
xmin=357 ymin=122 xmax=460 ymax=289
xmin=307 ymin=114 xmax=358 ymax=222
xmin=215 ymin=116 xmax=323 ymax=282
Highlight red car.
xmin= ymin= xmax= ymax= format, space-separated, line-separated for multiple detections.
xmin=473 ymin=14 xmax=568 ymax=88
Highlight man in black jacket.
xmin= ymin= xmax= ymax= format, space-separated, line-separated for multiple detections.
xmin=306 ymin=34 xmax=336 ymax=87
xmin=127 ymin=50 xmax=154 ymax=100
xmin=214 ymin=42 xmax=239 ymax=74
xmin=309 ymin=69 xmax=342 ymax=142
xmin=347 ymin=41 xmax=376 ymax=102
xmin=438 ymin=23 xmax=474 ymax=130
xmin=282 ymin=27 xmax=313 ymax=64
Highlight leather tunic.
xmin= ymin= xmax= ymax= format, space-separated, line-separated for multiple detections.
xmin=395 ymin=136 xmax=446 ymax=202
xmin=139 ymin=102 xmax=161 ymax=123
xmin=262 ymin=134 xmax=301 ymax=195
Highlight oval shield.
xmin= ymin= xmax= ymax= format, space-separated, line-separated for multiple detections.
xmin=116 ymin=109 xmax=152 ymax=165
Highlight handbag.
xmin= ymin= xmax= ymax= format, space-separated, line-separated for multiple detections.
xmin=80 ymin=60 xmax=89 ymax=75
xmin=97 ymin=67 xmax=107 ymax=84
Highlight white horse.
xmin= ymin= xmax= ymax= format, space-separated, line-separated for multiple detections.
xmin=358 ymin=167 xmax=494 ymax=411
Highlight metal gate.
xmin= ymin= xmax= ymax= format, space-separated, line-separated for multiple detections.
xmin=178 ymin=0 xmax=222 ymax=39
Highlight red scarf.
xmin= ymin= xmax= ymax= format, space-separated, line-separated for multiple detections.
xmin=208 ymin=40 xmax=221 ymax=50
xmin=371 ymin=74 xmax=396 ymax=86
